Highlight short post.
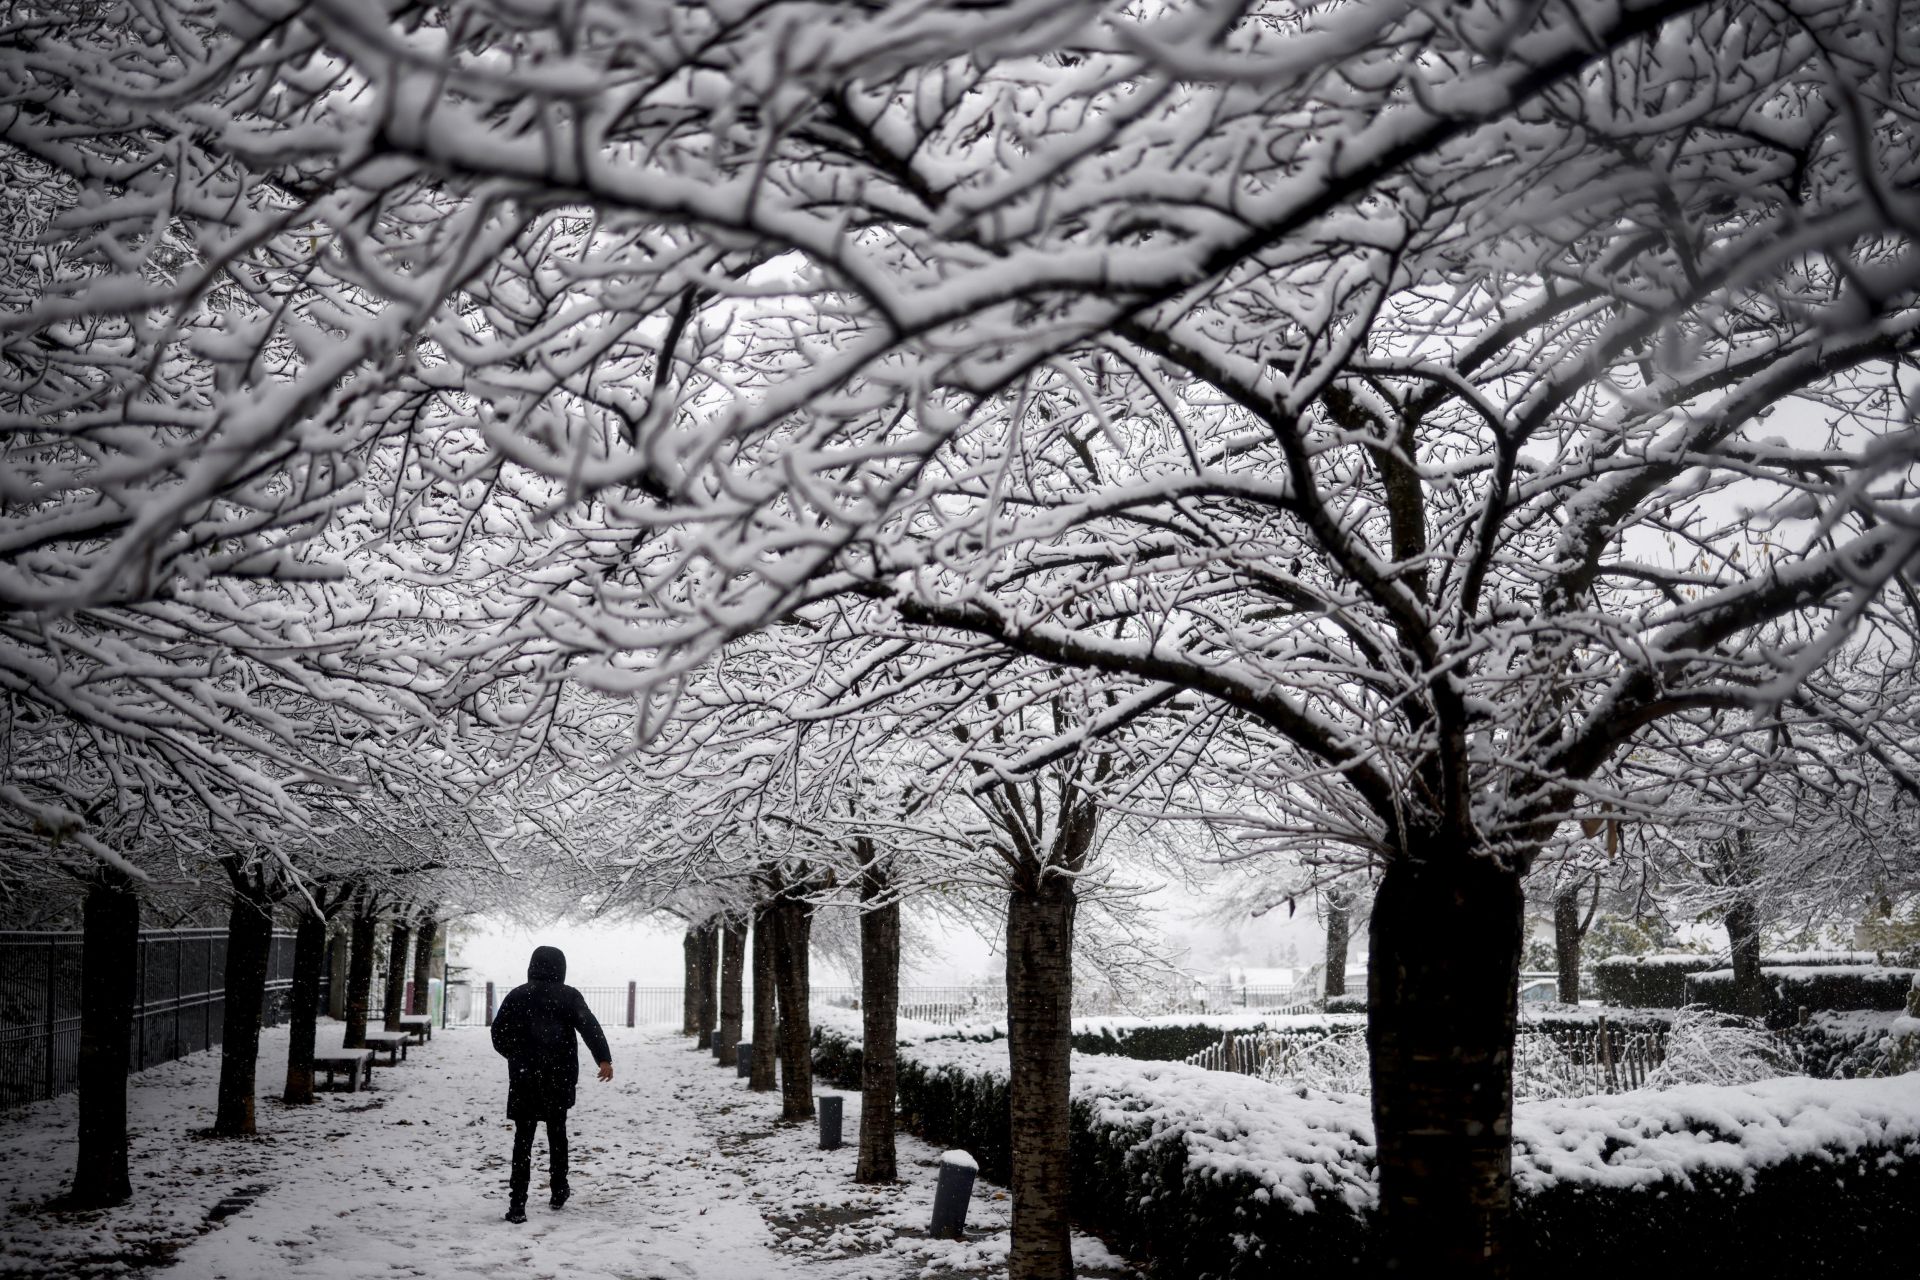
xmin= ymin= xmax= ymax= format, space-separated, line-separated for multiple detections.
xmin=929 ymin=1150 xmax=977 ymax=1238
xmin=485 ymin=981 xmax=496 ymax=1027
xmin=818 ymin=1094 xmax=843 ymax=1150
xmin=627 ymin=981 xmax=637 ymax=1029
xmin=736 ymin=1042 xmax=752 ymax=1077
xmin=711 ymin=1027 xmax=723 ymax=1059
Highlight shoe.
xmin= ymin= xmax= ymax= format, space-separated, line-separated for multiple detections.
xmin=505 ymin=1203 xmax=527 ymax=1224
xmin=549 ymin=1191 xmax=569 ymax=1210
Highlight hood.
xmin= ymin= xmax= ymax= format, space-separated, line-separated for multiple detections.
xmin=527 ymin=945 xmax=567 ymax=982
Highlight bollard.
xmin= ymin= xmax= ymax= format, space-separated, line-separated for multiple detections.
xmin=929 ymin=1150 xmax=977 ymax=1238
xmin=712 ymin=1031 xmax=725 ymax=1061
xmin=818 ymin=1094 xmax=844 ymax=1150
xmin=737 ymin=1042 xmax=752 ymax=1077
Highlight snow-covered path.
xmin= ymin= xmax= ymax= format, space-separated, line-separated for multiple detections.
xmin=1 ymin=1025 xmax=1130 ymax=1279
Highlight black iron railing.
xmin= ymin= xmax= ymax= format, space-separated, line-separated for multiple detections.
xmin=0 ymin=928 xmax=301 ymax=1106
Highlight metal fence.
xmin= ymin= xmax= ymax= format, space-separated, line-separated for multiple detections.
xmin=1 ymin=928 xmax=299 ymax=1107
xmin=1184 ymin=1021 xmax=1671 ymax=1098
xmin=446 ymin=983 xmax=1013 ymax=1029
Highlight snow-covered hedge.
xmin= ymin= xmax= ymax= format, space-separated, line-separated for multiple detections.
xmin=816 ymin=1025 xmax=1920 ymax=1277
xmin=1069 ymin=1014 xmax=1361 ymax=1063
xmin=1794 ymin=1011 xmax=1913 ymax=1079
xmin=1595 ymin=952 xmax=1881 ymax=1008
xmin=814 ymin=1006 xmax=1675 ymax=1070
xmin=1683 ymin=966 xmax=1920 ymax=1025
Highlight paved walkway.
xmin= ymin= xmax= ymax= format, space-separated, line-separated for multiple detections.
xmin=0 ymin=1024 xmax=1130 ymax=1279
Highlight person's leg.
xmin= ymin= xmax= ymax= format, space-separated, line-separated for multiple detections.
xmin=509 ymin=1117 xmax=536 ymax=1209
xmin=548 ymin=1113 xmax=570 ymax=1205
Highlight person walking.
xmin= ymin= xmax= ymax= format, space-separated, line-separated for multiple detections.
xmin=489 ymin=945 xmax=613 ymax=1222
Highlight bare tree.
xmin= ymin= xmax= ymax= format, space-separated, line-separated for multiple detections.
xmin=13 ymin=3 xmax=1920 ymax=1273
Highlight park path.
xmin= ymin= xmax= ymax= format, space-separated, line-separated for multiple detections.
xmin=0 ymin=1023 xmax=1131 ymax=1279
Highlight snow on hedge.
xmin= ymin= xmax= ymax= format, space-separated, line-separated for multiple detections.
xmin=845 ymin=1026 xmax=1920 ymax=1207
xmin=1596 ymin=951 xmax=1882 ymax=968
xmin=1511 ymin=1075 xmax=1920 ymax=1195
xmin=1695 ymin=965 xmax=1918 ymax=981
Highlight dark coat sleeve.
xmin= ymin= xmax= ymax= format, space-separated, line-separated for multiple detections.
xmin=573 ymin=988 xmax=612 ymax=1065
xmin=490 ymin=989 xmax=525 ymax=1058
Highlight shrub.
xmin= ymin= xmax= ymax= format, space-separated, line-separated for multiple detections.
xmin=1683 ymin=966 xmax=1920 ymax=1025
xmin=1595 ymin=951 xmax=1881 ymax=1008
xmin=1070 ymin=1014 xmax=1355 ymax=1063
xmin=1593 ymin=954 xmax=1725 ymax=1007
xmin=1793 ymin=1011 xmax=1911 ymax=1079
xmin=817 ymin=1026 xmax=1920 ymax=1278
xmin=1644 ymin=1009 xmax=1800 ymax=1088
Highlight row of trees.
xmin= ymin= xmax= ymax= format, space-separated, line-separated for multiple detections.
xmin=50 ymin=844 xmax=482 ymax=1208
xmin=8 ymin=1 xmax=1920 ymax=1276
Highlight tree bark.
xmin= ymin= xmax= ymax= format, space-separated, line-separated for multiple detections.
xmin=61 ymin=873 xmax=138 ymax=1207
xmin=1553 ymin=887 xmax=1582 ymax=1003
xmin=326 ymin=925 xmax=349 ymax=1019
xmin=1725 ymin=897 xmax=1769 ymax=1019
xmin=1719 ymin=832 xmax=1770 ymax=1020
xmin=696 ymin=922 xmax=719 ymax=1050
xmin=1005 ymin=874 xmax=1077 ymax=1280
xmin=282 ymin=907 xmax=327 ymax=1105
xmin=382 ymin=921 xmax=411 ymax=1031
xmin=771 ymin=897 xmax=815 ymax=1121
xmin=750 ymin=904 xmax=778 ymax=1091
xmin=1324 ymin=889 xmax=1351 ymax=999
xmin=410 ymin=917 xmax=438 ymax=1016
xmin=214 ymin=887 xmax=275 ymax=1137
xmin=856 ymin=864 xmax=900 ymax=1183
xmin=343 ymin=906 xmax=377 ymax=1049
xmin=1367 ymin=852 xmax=1525 ymax=1278
xmin=681 ymin=928 xmax=699 ymax=1036
xmin=718 ymin=920 xmax=746 ymax=1062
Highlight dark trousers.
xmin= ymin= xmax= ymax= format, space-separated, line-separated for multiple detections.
xmin=509 ymin=1113 xmax=569 ymax=1205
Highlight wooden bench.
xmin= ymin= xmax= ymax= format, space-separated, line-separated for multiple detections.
xmin=312 ymin=1047 xmax=374 ymax=1093
xmin=394 ymin=1014 xmax=433 ymax=1045
xmin=359 ymin=1031 xmax=408 ymax=1066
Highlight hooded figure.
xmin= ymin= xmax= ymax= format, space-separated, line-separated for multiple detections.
xmin=489 ymin=946 xmax=613 ymax=1221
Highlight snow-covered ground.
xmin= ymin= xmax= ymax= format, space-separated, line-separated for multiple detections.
xmin=0 ymin=1024 xmax=1131 ymax=1279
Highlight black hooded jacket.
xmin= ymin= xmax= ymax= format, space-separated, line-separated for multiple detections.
xmin=489 ymin=947 xmax=613 ymax=1119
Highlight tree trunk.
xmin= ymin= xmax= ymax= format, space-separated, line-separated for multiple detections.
xmin=1005 ymin=876 xmax=1077 ymax=1280
xmin=771 ymin=898 xmax=815 ymax=1121
xmin=1553 ymin=888 xmax=1582 ymax=1003
xmin=696 ymin=923 xmax=719 ymax=1050
xmin=1367 ymin=852 xmax=1525 ymax=1278
xmin=343 ymin=907 xmax=377 ymax=1049
xmin=682 ymin=929 xmax=699 ymax=1036
xmin=857 ymin=866 xmax=900 ymax=1183
xmin=1324 ymin=890 xmax=1351 ymax=999
xmin=719 ymin=920 xmax=746 ymax=1062
xmin=214 ymin=888 xmax=275 ymax=1137
xmin=1718 ymin=830 xmax=1770 ymax=1020
xmin=410 ymin=917 xmax=438 ymax=1016
xmin=61 ymin=874 xmax=139 ymax=1207
xmin=282 ymin=908 xmax=326 ymax=1105
xmin=383 ymin=921 xmax=411 ymax=1031
xmin=326 ymin=925 xmax=349 ymax=1018
xmin=750 ymin=904 xmax=778 ymax=1091
xmin=1725 ymin=897 xmax=1770 ymax=1020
